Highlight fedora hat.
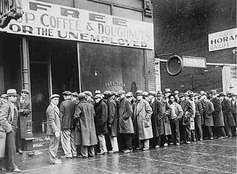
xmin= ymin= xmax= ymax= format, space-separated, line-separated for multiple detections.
xmin=7 ymin=89 xmax=18 ymax=97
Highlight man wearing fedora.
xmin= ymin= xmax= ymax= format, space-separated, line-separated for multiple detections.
xmin=46 ymin=94 xmax=62 ymax=164
xmin=0 ymin=89 xmax=21 ymax=172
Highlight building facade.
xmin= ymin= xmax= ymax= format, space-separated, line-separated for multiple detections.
xmin=153 ymin=0 xmax=237 ymax=93
xmin=0 ymin=0 xmax=157 ymax=135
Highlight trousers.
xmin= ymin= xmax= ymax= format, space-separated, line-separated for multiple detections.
xmin=98 ymin=134 xmax=107 ymax=153
xmin=61 ymin=129 xmax=77 ymax=157
xmin=49 ymin=135 xmax=60 ymax=163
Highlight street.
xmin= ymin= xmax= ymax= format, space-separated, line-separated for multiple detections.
xmin=14 ymin=137 xmax=236 ymax=174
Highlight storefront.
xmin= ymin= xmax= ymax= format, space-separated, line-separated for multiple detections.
xmin=0 ymin=0 xmax=156 ymax=134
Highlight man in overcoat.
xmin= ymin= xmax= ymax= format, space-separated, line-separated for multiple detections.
xmin=104 ymin=91 xmax=119 ymax=153
xmin=46 ymin=94 xmax=61 ymax=164
xmin=194 ymin=93 xmax=203 ymax=141
xmin=118 ymin=90 xmax=134 ymax=153
xmin=94 ymin=94 xmax=108 ymax=155
xmin=134 ymin=90 xmax=153 ymax=151
xmin=59 ymin=91 xmax=77 ymax=158
xmin=229 ymin=94 xmax=237 ymax=136
xmin=0 ymin=89 xmax=21 ymax=172
xmin=74 ymin=93 xmax=97 ymax=158
xmin=209 ymin=90 xmax=226 ymax=138
xmin=220 ymin=93 xmax=236 ymax=137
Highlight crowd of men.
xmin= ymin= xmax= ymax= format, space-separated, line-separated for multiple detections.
xmin=46 ymin=88 xmax=237 ymax=164
xmin=0 ymin=88 xmax=236 ymax=172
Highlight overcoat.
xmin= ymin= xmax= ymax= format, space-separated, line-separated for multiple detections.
xmin=152 ymin=99 xmax=171 ymax=136
xmin=94 ymin=100 xmax=108 ymax=135
xmin=134 ymin=99 xmax=153 ymax=140
xmin=194 ymin=100 xmax=203 ymax=126
xmin=74 ymin=100 xmax=97 ymax=146
xmin=59 ymin=99 xmax=75 ymax=130
xmin=180 ymin=99 xmax=194 ymax=126
xmin=222 ymin=98 xmax=236 ymax=127
xmin=107 ymin=98 xmax=118 ymax=137
xmin=118 ymin=97 xmax=134 ymax=134
xmin=204 ymin=100 xmax=214 ymax=126
xmin=46 ymin=104 xmax=61 ymax=136
xmin=211 ymin=97 xmax=224 ymax=126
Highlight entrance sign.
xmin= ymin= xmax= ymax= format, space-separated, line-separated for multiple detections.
xmin=0 ymin=0 xmax=154 ymax=49
xmin=208 ymin=28 xmax=237 ymax=52
xmin=182 ymin=56 xmax=206 ymax=68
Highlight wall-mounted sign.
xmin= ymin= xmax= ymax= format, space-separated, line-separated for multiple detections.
xmin=208 ymin=28 xmax=237 ymax=52
xmin=0 ymin=0 xmax=154 ymax=49
xmin=182 ymin=56 xmax=206 ymax=68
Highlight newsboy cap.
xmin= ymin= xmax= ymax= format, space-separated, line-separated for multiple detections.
xmin=94 ymin=94 xmax=103 ymax=99
xmin=164 ymin=88 xmax=171 ymax=93
xmin=136 ymin=90 xmax=143 ymax=96
xmin=142 ymin=91 xmax=149 ymax=97
xmin=7 ymin=89 xmax=18 ymax=97
xmin=62 ymin=91 xmax=71 ymax=95
xmin=84 ymin=91 xmax=93 ymax=97
xmin=117 ymin=90 xmax=125 ymax=96
xmin=95 ymin=90 xmax=101 ymax=95
xmin=21 ymin=89 xmax=30 ymax=94
xmin=78 ymin=93 xmax=86 ymax=99
xmin=126 ymin=92 xmax=133 ymax=98
xmin=103 ymin=90 xmax=112 ymax=97
xmin=71 ymin=92 xmax=79 ymax=97
xmin=50 ymin=94 xmax=60 ymax=100
xmin=1 ymin=94 xmax=8 ymax=99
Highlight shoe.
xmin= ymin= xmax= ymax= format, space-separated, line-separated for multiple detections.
xmin=17 ymin=149 xmax=23 ymax=154
xmin=186 ymin=141 xmax=191 ymax=144
xmin=61 ymin=155 xmax=72 ymax=159
xmin=155 ymin=145 xmax=160 ymax=149
xmin=164 ymin=143 xmax=168 ymax=147
xmin=199 ymin=139 xmax=203 ymax=141
xmin=123 ymin=149 xmax=131 ymax=153
xmin=176 ymin=143 xmax=180 ymax=146
xmin=13 ymin=167 xmax=21 ymax=173
xmin=210 ymin=137 xmax=214 ymax=140
xmin=97 ymin=152 xmax=105 ymax=155
xmin=108 ymin=150 xmax=114 ymax=154
xmin=54 ymin=159 xmax=62 ymax=164
xmin=142 ymin=148 xmax=149 ymax=151
xmin=218 ymin=136 xmax=225 ymax=139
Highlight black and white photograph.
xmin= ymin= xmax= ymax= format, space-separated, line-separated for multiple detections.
xmin=0 ymin=0 xmax=236 ymax=173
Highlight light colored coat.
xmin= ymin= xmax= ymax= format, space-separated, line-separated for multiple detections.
xmin=134 ymin=99 xmax=153 ymax=140
xmin=46 ymin=104 xmax=61 ymax=136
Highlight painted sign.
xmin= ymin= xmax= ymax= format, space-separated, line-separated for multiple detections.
xmin=182 ymin=56 xmax=206 ymax=68
xmin=0 ymin=0 xmax=154 ymax=49
xmin=208 ymin=28 xmax=237 ymax=52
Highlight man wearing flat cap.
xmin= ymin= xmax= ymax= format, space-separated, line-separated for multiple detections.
xmin=17 ymin=89 xmax=31 ymax=154
xmin=0 ymin=89 xmax=21 ymax=172
xmin=84 ymin=91 xmax=94 ymax=104
xmin=94 ymin=94 xmax=108 ymax=155
xmin=46 ymin=94 xmax=62 ymax=164
xmin=59 ymin=91 xmax=77 ymax=158
xmin=117 ymin=90 xmax=134 ymax=153
xmin=74 ymin=93 xmax=97 ymax=157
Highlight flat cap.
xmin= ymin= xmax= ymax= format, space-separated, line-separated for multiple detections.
xmin=71 ymin=92 xmax=79 ymax=97
xmin=218 ymin=92 xmax=225 ymax=97
xmin=117 ymin=90 xmax=125 ymax=95
xmin=78 ymin=93 xmax=86 ymax=99
xmin=50 ymin=94 xmax=60 ymax=100
xmin=136 ymin=90 xmax=143 ymax=96
xmin=126 ymin=92 xmax=133 ymax=98
xmin=83 ymin=91 xmax=93 ymax=97
xmin=7 ymin=89 xmax=18 ymax=96
xmin=174 ymin=90 xmax=179 ymax=95
xmin=62 ymin=91 xmax=71 ymax=95
xmin=157 ymin=90 xmax=163 ymax=97
xmin=164 ymin=88 xmax=171 ymax=93
xmin=95 ymin=90 xmax=101 ymax=95
xmin=142 ymin=91 xmax=149 ymax=97
xmin=1 ymin=94 xmax=8 ymax=99
xmin=210 ymin=90 xmax=217 ymax=95
xmin=21 ymin=89 xmax=30 ymax=94
xmin=103 ymin=90 xmax=112 ymax=96
xmin=179 ymin=93 xmax=185 ymax=98
xmin=148 ymin=91 xmax=156 ymax=96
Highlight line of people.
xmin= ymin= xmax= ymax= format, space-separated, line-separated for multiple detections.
xmin=47 ymin=88 xmax=237 ymax=164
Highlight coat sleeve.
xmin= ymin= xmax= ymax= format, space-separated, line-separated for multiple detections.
xmin=74 ymin=104 xmax=81 ymax=119
xmin=48 ymin=108 xmax=58 ymax=133
xmin=176 ymin=103 xmax=183 ymax=119
xmin=213 ymin=98 xmax=221 ymax=112
xmin=108 ymin=101 xmax=116 ymax=125
xmin=145 ymin=101 xmax=153 ymax=119
xmin=124 ymin=100 xmax=133 ymax=119
xmin=101 ymin=102 xmax=108 ymax=124
xmin=198 ymin=101 xmax=203 ymax=116
xmin=0 ymin=103 xmax=12 ymax=133
xmin=59 ymin=102 xmax=64 ymax=121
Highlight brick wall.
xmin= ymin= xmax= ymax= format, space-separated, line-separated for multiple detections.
xmin=152 ymin=0 xmax=236 ymax=92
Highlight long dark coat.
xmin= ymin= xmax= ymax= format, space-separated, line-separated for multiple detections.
xmin=74 ymin=100 xmax=97 ymax=146
xmin=204 ymin=100 xmax=214 ymax=126
xmin=118 ymin=97 xmax=134 ymax=134
xmin=222 ymin=98 xmax=236 ymax=127
xmin=211 ymin=97 xmax=224 ymax=126
xmin=59 ymin=99 xmax=75 ymax=130
xmin=194 ymin=100 xmax=203 ymax=126
xmin=152 ymin=99 xmax=171 ymax=136
xmin=134 ymin=99 xmax=153 ymax=140
xmin=180 ymin=99 xmax=194 ymax=126
xmin=94 ymin=100 xmax=108 ymax=135
xmin=107 ymin=98 xmax=118 ymax=137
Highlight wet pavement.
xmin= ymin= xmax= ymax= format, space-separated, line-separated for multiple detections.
xmin=12 ymin=137 xmax=237 ymax=174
